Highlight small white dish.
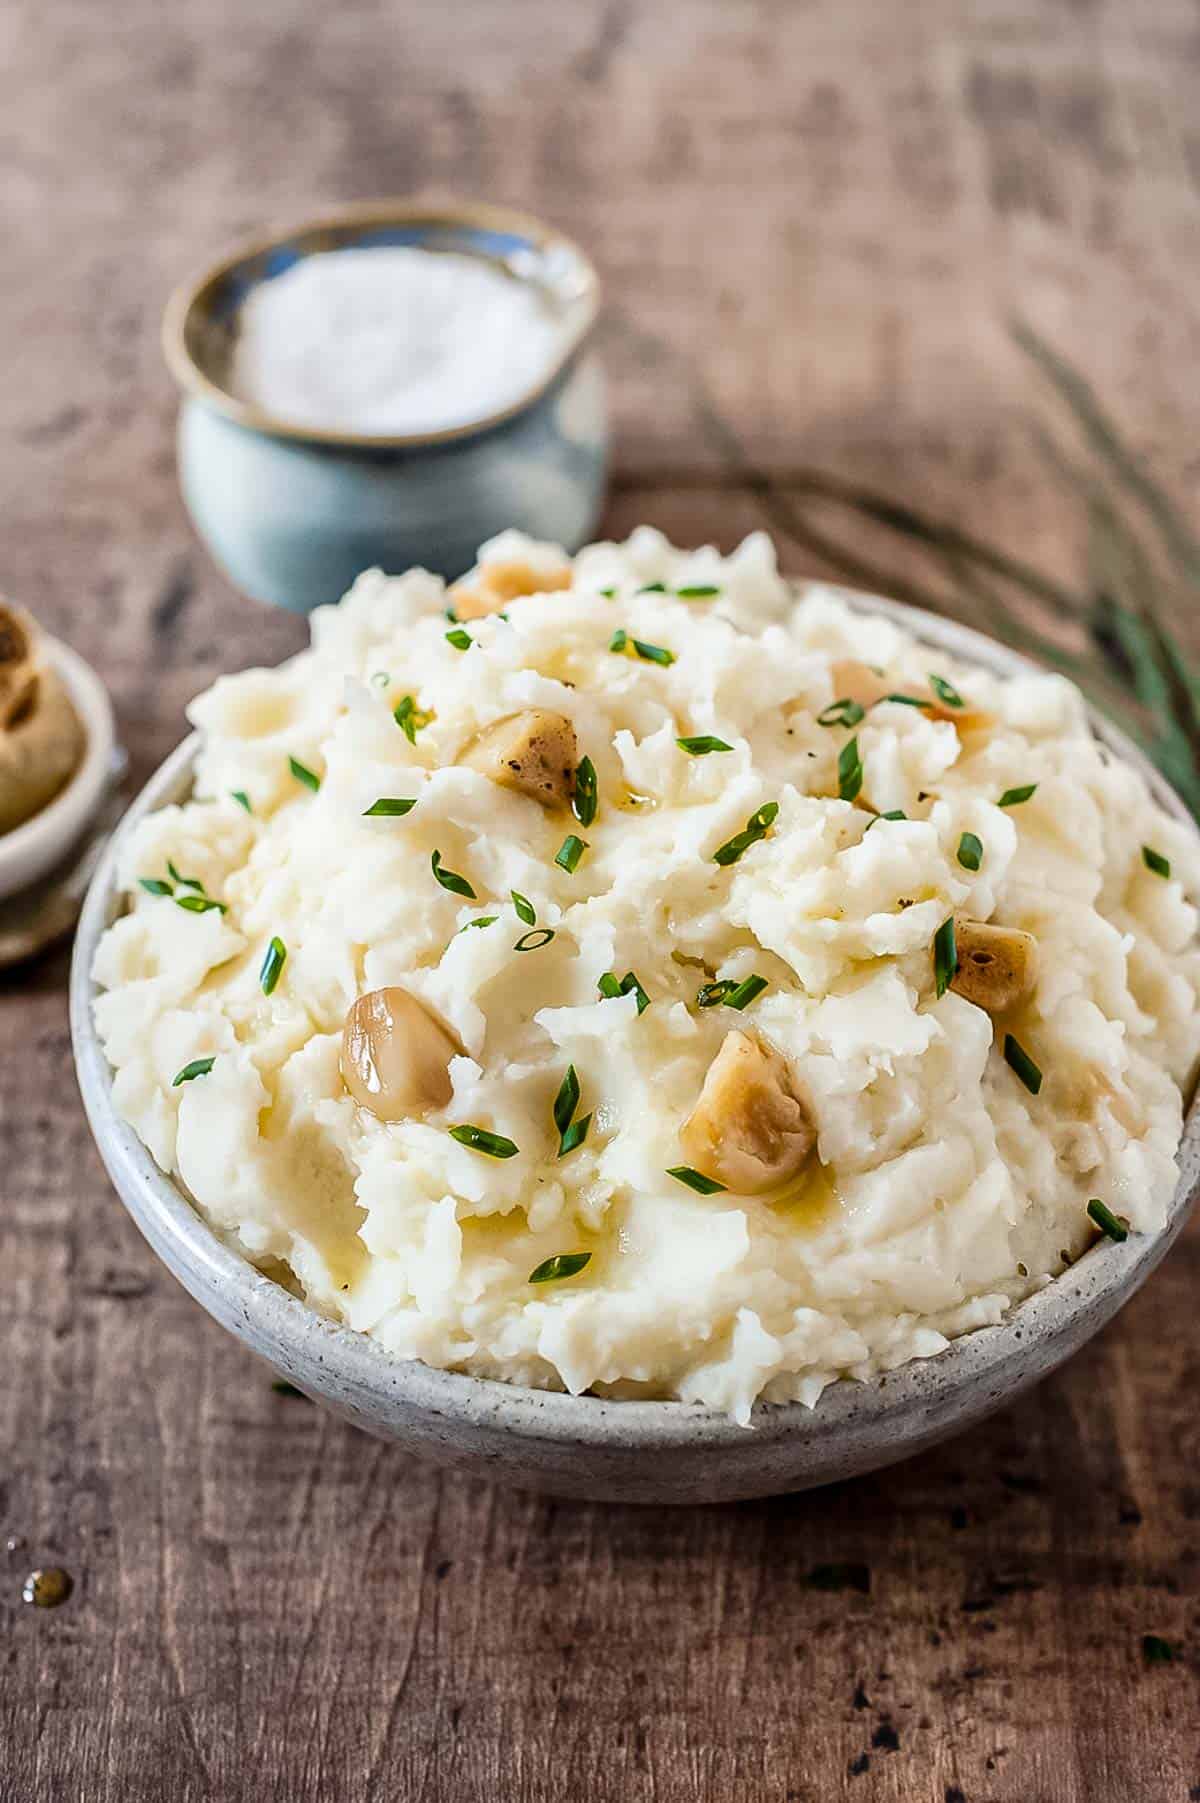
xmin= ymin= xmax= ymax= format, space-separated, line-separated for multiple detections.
xmin=0 ymin=637 xmax=116 ymax=902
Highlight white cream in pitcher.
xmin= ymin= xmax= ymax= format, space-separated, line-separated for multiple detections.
xmin=230 ymin=246 xmax=568 ymax=436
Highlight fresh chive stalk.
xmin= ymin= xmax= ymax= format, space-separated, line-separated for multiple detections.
xmin=572 ymin=756 xmax=598 ymax=827
xmin=817 ymin=698 xmax=866 ymax=728
xmin=259 ymin=936 xmax=287 ymax=995
xmin=929 ymin=673 xmax=964 ymax=708
xmin=998 ymin=784 xmax=1038 ymax=808
xmin=555 ymin=834 xmax=588 ymax=874
xmin=666 ymin=1166 xmax=727 ymax=1195
xmin=1087 ymin=1198 xmax=1130 ymax=1242
xmin=448 ymin=1124 xmax=519 ymax=1158
xmin=289 ymin=756 xmax=321 ymax=792
xmin=175 ymin=894 xmax=227 ymax=915
xmin=529 ymin=1251 xmax=592 ymax=1284
xmin=933 ymin=917 xmax=957 ymax=998
xmin=1142 ymin=845 xmax=1171 ymax=879
xmin=231 ymin=790 xmax=253 ymax=814
xmin=677 ymin=735 xmax=733 ymax=755
xmin=1003 ymin=1033 xmax=1042 ymax=1094
xmin=724 ymin=974 xmax=768 ymax=1010
xmin=445 ymin=627 xmax=472 ymax=650
xmin=511 ymin=890 xmax=536 ymax=925
xmin=363 ymin=797 xmax=417 ymax=817
xmin=514 ymin=927 xmax=555 ymax=951
xmin=598 ymin=971 xmax=650 ymax=1013
xmin=172 ymin=1057 xmax=216 ymax=1086
xmin=837 ymin=736 xmax=864 ymax=802
xmin=712 ymin=801 xmax=779 ymax=866
xmin=431 ymin=850 xmax=476 ymax=898
xmin=957 ymin=831 xmax=983 ymax=871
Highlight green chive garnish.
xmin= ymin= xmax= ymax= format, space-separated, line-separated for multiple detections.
xmin=289 ymin=756 xmax=321 ymax=792
xmin=1003 ymin=1033 xmax=1042 ymax=1094
xmin=929 ymin=673 xmax=964 ymax=708
xmin=817 ymin=698 xmax=866 ymax=728
xmin=837 ymin=736 xmax=864 ymax=802
xmin=259 ymin=936 xmax=287 ymax=995
xmin=168 ymin=861 xmax=204 ymax=890
xmin=363 ymin=797 xmax=417 ymax=817
xmin=677 ymin=735 xmax=734 ymax=755
xmin=1142 ymin=845 xmax=1171 ymax=879
xmin=444 ymin=606 xmax=458 ymax=623
xmin=998 ymin=784 xmax=1038 ymax=808
xmin=445 ymin=627 xmax=472 ymax=650
xmin=1087 ymin=1198 xmax=1129 ymax=1242
xmin=514 ymin=927 xmax=555 ymax=952
xmin=598 ymin=971 xmax=650 ymax=1013
xmin=636 ymin=581 xmax=666 ymax=594
xmin=712 ymin=801 xmax=779 ymax=866
xmin=460 ymin=916 xmax=498 ymax=931
xmin=231 ymin=790 xmax=253 ymax=814
xmin=392 ymin=695 xmax=430 ymax=743
xmin=864 ymin=810 xmax=907 ymax=831
xmin=1142 ymin=1635 xmax=1174 ymax=1664
xmin=553 ymin=1065 xmax=580 ymax=1137
xmin=172 ymin=1057 xmax=215 ymax=1086
xmin=555 ymin=834 xmax=588 ymax=874
xmin=529 ymin=1251 xmax=592 ymax=1283
xmin=725 ymin=974 xmax=768 ymax=1010
xmin=511 ymin=890 xmax=536 ymax=925
xmin=609 ymin=628 xmax=628 ymax=653
xmin=880 ymin=693 xmax=932 ymax=709
xmin=957 ymin=832 xmax=983 ymax=871
xmin=573 ymin=755 xmax=598 ymax=828
xmin=175 ymin=893 xmax=227 ymax=915
xmin=431 ymin=850 xmax=476 ymax=899
xmin=139 ymin=877 xmax=173 ymax=897
xmin=448 ymin=1124 xmax=519 ymax=1159
xmin=667 ymin=1166 xmax=727 ymax=1195
xmin=933 ymin=917 xmax=957 ymax=998
xmin=598 ymin=585 xmax=616 ymax=598
xmin=610 ymin=628 xmax=674 ymax=665
xmin=676 ymin=583 xmax=720 ymax=598
xmin=696 ymin=980 xmax=734 ymax=1008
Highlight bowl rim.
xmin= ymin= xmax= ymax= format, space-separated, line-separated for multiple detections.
xmin=0 ymin=636 xmax=115 ymax=901
xmin=161 ymin=196 xmax=602 ymax=452
xmin=70 ymin=585 xmax=1200 ymax=1451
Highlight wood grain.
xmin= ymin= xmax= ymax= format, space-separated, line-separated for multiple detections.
xmin=3 ymin=1 xmax=1199 ymax=1797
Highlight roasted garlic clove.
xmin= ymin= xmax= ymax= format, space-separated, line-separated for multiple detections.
xmin=0 ymin=604 xmax=39 ymax=729
xmin=460 ymin=708 xmax=578 ymax=808
xmin=453 ymin=557 xmax=572 ymax=621
xmin=949 ymin=918 xmax=1039 ymax=1014
xmin=680 ymin=1029 xmax=816 ymax=1195
xmin=340 ymin=988 xmax=462 ymax=1121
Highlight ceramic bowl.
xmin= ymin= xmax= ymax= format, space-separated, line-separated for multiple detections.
xmin=163 ymin=200 xmax=608 ymax=612
xmin=0 ymin=637 xmax=115 ymax=903
xmin=69 ymin=592 xmax=1200 ymax=1504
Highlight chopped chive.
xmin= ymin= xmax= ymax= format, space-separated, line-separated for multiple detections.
xmin=431 ymin=849 xmax=476 ymax=899
xmin=553 ymin=1065 xmax=581 ymax=1139
xmin=696 ymin=980 xmax=735 ymax=1008
xmin=572 ymin=755 xmax=598 ymax=828
xmin=558 ymin=1114 xmax=593 ymax=1157
xmin=167 ymin=860 xmax=204 ymax=891
xmin=609 ymin=628 xmax=628 ymax=653
xmin=231 ymin=790 xmax=253 ymax=814
xmin=928 ymin=673 xmax=964 ymax=708
xmin=1142 ymin=845 xmax=1171 ymax=879
xmin=459 ymin=915 xmax=498 ymax=931
xmin=837 ymin=736 xmax=864 ymax=802
xmin=712 ymin=800 xmax=779 ymax=866
xmin=555 ymin=834 xmax=588 ymax=874
xmin=998 ymin=784 xmax=1038 ymax=808
xmin=392 ymin=694 xmax=431 ymax=743
xmin=139 ymin=877 xmax=173 ymax=897
xmin=363 ymin=797 xmax=417 ymax=817
xmin=515 ymin=928 xmax=556 ymax=952
xmin=880 ymin=693 xmax=932 ymax=709
xmin=289 ymin=756 xmax=321 ymax=793
xmin=676 ymin=583 xmax=721 ymax=598
xmin=598 ymin=585 xmax=616 ymax=598
xmin=448 ymin=1123 xmax=519 ymax=1158
xmin=725 ymin=973 xmax=768 ymax=1010
xmin=817 ymin=698 xmax=866 ymax=728
xmin=933 ymin=916 xmax=957 ymax=998
xmin=511 ymin=890 xmax=536 ymax=925
xmin=865 ymin=809 xmax=908 ymax=831
xmin=666 ymin=1165 xmax=727 ymax=1195
xmin=957 ymin=831 xmax=983 ymax=871
xmin=636 ymin=581 xmax=666 ymax=593
xmin=1003 ymin=1033 xmax=1042 ymax=1095
xmin=175 ymin=893 xmax=227 ymax=915
xmin=529 ymin=1251 xmax=592 ymax=1283
xmin=259 ymin=936 xmax=287 ymax=995
xmin=597 ymin=970 xmax=650 ymax=1013
xmin=445 ymin=627 xmax=473 ymax=650
xmin=1142 ymin=1634 xmax=1174 ymax=1664
xmin=1087 ymin=1198 xmax=1130 ymax=1243
xmin=632 ymin=638 xmax=674 ymax=666
xmin=172 ymin=1057 xmax=215 ymax=1086
xmin=677 ymin=734 xmax=734 ymax=755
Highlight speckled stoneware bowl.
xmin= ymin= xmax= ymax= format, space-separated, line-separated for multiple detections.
xmin=163 ymin=200 xmax=608 ymax=611
xmin=70 ymin=593 xmax=1200 ymax=1504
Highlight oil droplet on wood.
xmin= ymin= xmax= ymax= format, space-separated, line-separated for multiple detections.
xmin=22 ymin=1567 xmax=73 ymax=1608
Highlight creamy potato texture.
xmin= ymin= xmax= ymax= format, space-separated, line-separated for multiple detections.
xmin=92 ymin=530 xmax=1200 ymax=1420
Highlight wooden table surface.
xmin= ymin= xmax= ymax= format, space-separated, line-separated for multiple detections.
xmin=4 ymin=2 xmax=1199 ymax=1797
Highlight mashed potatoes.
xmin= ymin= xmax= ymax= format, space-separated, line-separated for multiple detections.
xmin=92 ymin=529 xmax=1200 ymax=1421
